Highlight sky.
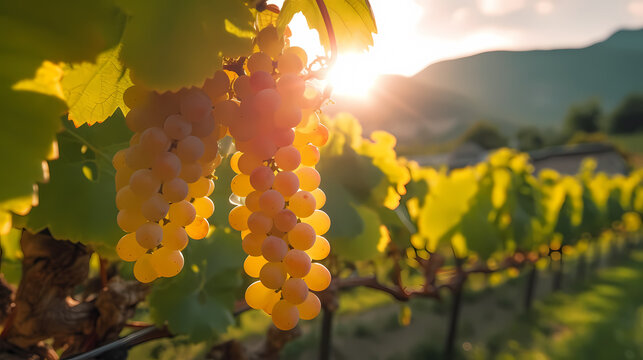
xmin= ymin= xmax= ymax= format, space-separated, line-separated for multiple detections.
xmin=275 ymin=0 xmax=643 ymax=95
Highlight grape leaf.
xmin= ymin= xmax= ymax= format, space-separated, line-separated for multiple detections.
xmin=22 ymin=111 xmax=131 ymax=258
xmin=322 ymin=177 xmax=363 ymax=239
xmin=118 ymin=0 xmax=254 ymax=91
xmin=277 ymin=0 xmax=377 ymax=53
xmin=149 ymin=228 xmax=245 ymax=341
xmin=331 ymin=204 xmax=381 ymax=261
xmin=61 ymin=45 xmax=132 ymax=126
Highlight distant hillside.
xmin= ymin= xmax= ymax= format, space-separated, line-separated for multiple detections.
xmin=326 ymin=28 xmax=643 ymax=146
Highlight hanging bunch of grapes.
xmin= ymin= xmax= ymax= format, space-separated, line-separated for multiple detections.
xmin=113 ymin=70 xmax=232 ymax=283
xmin=225 ymin=26 xmax=332 ymax=330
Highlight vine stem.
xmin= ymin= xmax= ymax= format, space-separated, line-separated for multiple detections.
xmin=315 ymin=0 xmax=338 ymax=67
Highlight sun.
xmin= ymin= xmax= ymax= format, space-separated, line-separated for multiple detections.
xmin=325 ymin=53 xmax=378 ymax=98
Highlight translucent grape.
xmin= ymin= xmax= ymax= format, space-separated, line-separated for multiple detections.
xmin=152 ymin=152 xmax=181 ymax=182
xmin=112 ymin=149 xmax=127 ymax=170
xmin=250 ymin=71 xmax=276 ymax=92
xmin=190 ymin=112 xmax=215 ymax=138
xmin=261 ymin=235 xmax=288 ymax=262
xmin=272 ymin=171 xmax=299 ymax=198
xmin=243 ymin=255 xmax=267 ymax=277
xmin=247 ymin=52 xmax=273 ymax=74
xmin=263 ymin=290 xmax=281 ymax=315
xmin=201 ymin=133 xmax=220 ymax=163
xmin=306 ymin=236 xmax=330 ymax=260
xmin=283 ymin=249 xmax=311 ymax=278
xmin=162 ymin=223 xmax=189 ymax=251
xmin=273 ymin=209 xmax=297 ymax=232
xmin=242 ymin=232 xmax=265 ymax=256
xmin=256 ymin=25 xmax=282 ymax=59
xmin=140 ymin=127 xmax=171 ymax=155
xmin=125 ymin=107 xmax=152 ymax=133
xmin=246 ymin=136 xmax=277 ymax=160
xmin=231 ymin=174 xmax=254 ymax=197
xmin=123 ymin=85 xmax=149 ymax=108
xmin=244 ymin=191 xmax=263 ymax=212
xmin=250 ymin=166 xmax=275 ymax=191
xmin=228 ymin=205 xmax=252 ymax=231
xmin=311 ymin=188 xmax=326 ymax=209
xmin=164 ymin=114 xmax=192 ymax=140
xmin=288 ymin=191 xmax=316 ymax=218
xmin=116 ymin=233 xmax=146 ymax=261
xmin=168 ymin=200 xmax=197 ymax=227
xmin=125 ymin=144 xmax=153 ymax=170
xmin=150 ymin=246 xmax=184 ymax=277
xmin=179 ymin=162 xmax=202 ymax=183
xmin=245 ymin=281 xmax=273 ymax=310
xmin=133 ymin=253 xmax=158 ymax=283
xmin=303 ymin=263 xmax=331 ymax=291
xmin=238 ymin=153 xmax=264 ymax=175
xmin=141 ymin=194 xmax=170 ymax=222
xmin=230 ymin=152 xmax=242 ymax=174
xmin=233 ymin=75 xmax=253 ymax=101
xmin=193 ymin=197 xmax=214 ymax=218
xmin=275 ymin=104 xmax=302 ymax=129
xmin=176 ymin=136 xmax=205 ymax=163
xmin=187 ymin=177 xmax=213 ymax=198
xmin=180 ymin=88 xmax=212 ymax=123
xmin=278 ymin=51 xmax=304 ymax=75
xmin=259 ymin=190 xmax=285 ymax=216
xmin=272 ymin=127 xmax=295 ymax=148
xmin=212 ymin=100 xmax=241 ymax=127
xmin=202 ymin=70 xmax=230 ymax=101
xmin=297 ymin=292 xmax=321 ymax=320
xmin=259 ymin=262 xmax=287 ymax=289
xmin=129 ymin=169 xmax=161 ymax=199
xmin=116 ymin=185 xmax=142 ymax=211
xmin=271 ymin=300 xmax=299 ymax=331
xmin=276 ymin=74 xmax=305 ymax=101
xmin=300 ymin=144 xmax=320 ymax=166
xmin=162 ymin=177 xmax=189 ymax=203
xmin=185 ymin=216 xmax=209 ymax=239
xmin=295 ymin=167 xmax=320 ymax=192
xmin=288 ymin=223 xmax=316 ymax=250
xmin=301 ymin=210 xmax=331 ymax=235
xmin=136 ymin=222 xmax=163 ymax=249
xmin=247 ymin=211 xmax=273 ymax=234
xmin=117 ymin=208 xmax=147 ymax=233
xmin=115 ymin=167 xmax=135 ymax=191
xmin=309 ymin=124 xmax=329 ymax=147
xmin=274 ymin=146 xmax=301 ymax=171
xmin=281 ymin=278 xmax=308 ymax=304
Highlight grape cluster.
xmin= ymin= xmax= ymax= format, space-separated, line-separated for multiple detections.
xmin=114 ymin=71 xmax=231 ymax=283
xmin=226 ymin=27 xmax=332 ymax=330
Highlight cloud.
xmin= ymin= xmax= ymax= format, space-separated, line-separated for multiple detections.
xmin=628 ymin=1 xmax=643 ymax=17
xmin=476 ymin=0 xmax=526 ymax=16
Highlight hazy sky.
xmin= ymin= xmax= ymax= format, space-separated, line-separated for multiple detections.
xmin=288 ymin=0 xmax=643 ymax=76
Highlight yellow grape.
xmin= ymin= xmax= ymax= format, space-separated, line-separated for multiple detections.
xmin=152 ymin=152 xmax=182 ymax=182
xmin=250 ymin=166 xmax=275 ymax=191
xmin=176 ymin=136 xmax=205 ymax=163
xmin=259 ymin=262 xmax=287 ymax=289
xmin=247 ymin=211 xmax=273 ymax=234
xmin=243 ymin=255 xmax=267 ymax=277
xmin=190 ymin=112 xmax=215 ymax=138
xmin=233 ymin=75 xmax=253 ymax=101
xmin=295 ymin=167 xmax=321 ymax=192
xmin=301 ymin=210 xmax=330 ymax=235
xmin=201 ymin=134 xmax=220 ymax=163
xmin=162 ymin=223 xmax=189 ymax=251
xmin=297 ymin=292 xmax=321 ymax=320
xmin=281 ymin=278 xmax=308 ymax=304
xmin=141 ymin=194 xmax=170 ymax=222
xmin=168 ymin=200 xmax=197 ymax=227
xmin=259 ymin=190 xmax=285 ymax=216
xmin=133 ymin=253 xmax=158 ymax=283
xmin=311 ymin=188 xmax=326 ymax=209
xmin=129 ymin=169 xmax=161 ymax=199
xmin=242 ymin=232 xmax=265 ymax=256
xmin=261 ymin=235 xmax=288 ymax=262
xmin=123 ymin=85 xmax=150 ymax=109
xmin=288 ymin=223 xmax=316 ymax=250
xmin=140 ymin=127 xmax=171 ymax=156
xmin=193 ymin=197 xmax=214 ymax=218
xmin=231 ymin=174 xmax=253 ymax=197
xmin=162 ymin=177 xmax=189 ymax=203
xmin=112 ymin=149 xmax=127 ymax=170
xmin=212 ymin=100 xmax=240 ymax=128
xmin=306 ymin=236 xmax=330 ymax=260
xmin=116 ymin=233 xmax=146 ymax=262
xmin=256 ymin=26 xmax=283 ymax=59
xmin=116 ymin=185 xmax=142 ymax=211
xmin=273 ymin=209 xmax=297 ymax=232
xmin=309 ymin=124 xmax=329 ymax=147
xmin=284 ymin=46 xmax=307 ymax=71
xmin=300 ymin=144 xmax=320 ymax=166
xmin=238 ymin=153 xmax=264 ymax=175
xmin=186 ymin=216 xmax=209 ymax=239
xmin=245 ymin=281 xmax=273 ymax=309
xmin=150 ymin=246 xmax=184 ymax=277
xmin=303 ymin=263 xmax=331 ymax=291
xmin=135 ymin=222 xmax=163 ymax=249
xmin=117 ymin=209 xmax=147 ymax=233
xmin=164 ymin=114 xmax=192 ymax=140
xmin=180 ymin=162 xmax=203 ymax=183
xmin=228 ymin=205 xmax=252 ymax=231
xmin=283 ymin=249 xmax=311 ymax=278
xmin=274 ymin=146 xmax=301 ymax=171
xmin=273 ymin=171 xmax=299 ymax=198
xmin=180 ymin=88 xmax=212 ymax=123
xmin=203 ymin=70 xmax=230 ymax=101
xmin=277 ymin=51 xmax=304 ymax=75
xmin=245 ymin=191 xmax=263 ymax=212
xmin=230 ymin=152 xmax=242 ymax=174
xmin=271 ymin=300 xmax=299 ymax=331
xmin=277 ymin=74 xmax=305 ymax=104
xmin=262 ymin=290 xmax=281 ymax=315
xmin=247 ymin=52 xmax=273 ymax=74
xmin=288 ymin=191 xmax=316 ymax=218
xmin=188 ymin=177 xmax=214 ymax=198
xmin=126 ymin=144 xmax=153 ymax=170
xmin=115 ymin=167 xmax=135 ymax=191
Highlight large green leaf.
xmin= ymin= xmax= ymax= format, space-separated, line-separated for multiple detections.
xmin=322 ymin=177 xmax=362 ymax=239
xmin=149 ymin=227 xmax=245 ymax=342
xmin=118 ymin=0 xmax=253 ymax=91
xmin=23 ymin=111 xmax=131 ymax=257
xmin=277 ymin=0 xmax=377 ymax=53
xmin=61 ymin=45 xmax=132 ymax=126
xmin=331 ymin=204 xmax=381 ymax=261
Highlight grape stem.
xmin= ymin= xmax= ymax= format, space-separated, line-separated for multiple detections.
xmin=315 ymin=0 xmax=337 ymax=67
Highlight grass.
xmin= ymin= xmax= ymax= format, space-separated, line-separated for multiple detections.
xmin=610 ymin=133 xmax=643 ymax=154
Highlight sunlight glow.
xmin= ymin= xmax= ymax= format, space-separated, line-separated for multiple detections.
xmin=325 ymin=53 xmax=377 ymax=97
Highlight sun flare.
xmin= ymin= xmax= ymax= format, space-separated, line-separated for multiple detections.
xmin=325 ymin=53 xmax=378 ymax=98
